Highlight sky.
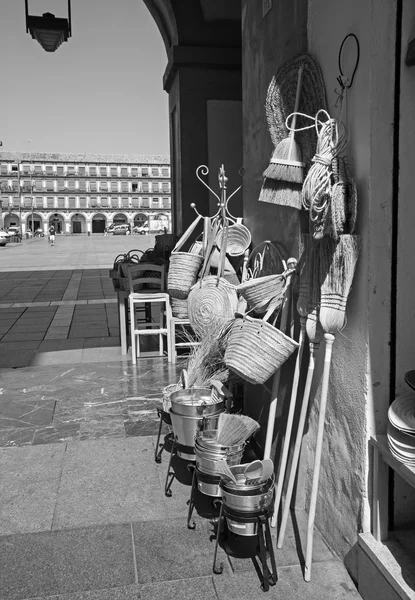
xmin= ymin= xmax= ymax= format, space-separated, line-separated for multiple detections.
xmin=0 ymin=0 xmax=170 ymax=156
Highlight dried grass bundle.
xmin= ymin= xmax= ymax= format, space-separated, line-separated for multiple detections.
xmin=182 ymin=321 xmax=233 ymax=388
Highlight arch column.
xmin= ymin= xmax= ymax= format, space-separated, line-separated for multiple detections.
xmin=163 ymin=46 xmax=242 ymax=240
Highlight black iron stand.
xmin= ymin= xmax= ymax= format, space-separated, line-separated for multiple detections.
xmin=164 ymin=437 xmax=194 ymax=498
xmin=154 ymin=408 xmax=173 ymax=464
xmin=186 ymin=464 xmax=197 ymax=529
xmin=212 ymin=503 xmax=278 ymax=592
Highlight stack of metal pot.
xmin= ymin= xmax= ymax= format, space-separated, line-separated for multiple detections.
xmin=169 ymin=387 xmax=225 ymax=460
xmin=194 ymin=430 xmax=246 ymax=497
xmin=220 ymin=464 xmax=275 ymax=536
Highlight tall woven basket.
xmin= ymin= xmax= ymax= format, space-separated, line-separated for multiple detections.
xmin=168 ymin=215 xmax=204 ymax=300
xmin=171 ymin=297 xmax=189 ymax=319
xmin=224 ymin=314 xmax=299 ymax=385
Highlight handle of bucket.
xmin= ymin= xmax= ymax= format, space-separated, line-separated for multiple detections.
xmin=172 ymin=214 xmax=203 ymax=253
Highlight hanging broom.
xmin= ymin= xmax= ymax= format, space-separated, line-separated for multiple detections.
xmin=304 ymin=233 xmax=360 ymax=582
xmin=263 ymin=65 xmax=305 ymax=185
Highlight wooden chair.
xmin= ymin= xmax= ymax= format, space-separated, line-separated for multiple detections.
xmin=127 ymin=263 xmax=172 ymax=364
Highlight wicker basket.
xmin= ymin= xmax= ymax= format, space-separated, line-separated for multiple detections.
xmin=216 ymin=223 xmax=251 ymax=257
xmin=171 ymin=297 xmax=189 ymax=319
xmin=224 ymin=314 xmax=299 ymax=385
xmin=237 ymin=273 xmax=286 ymax=315
xmin=187 ymin=275 xmax=238 ymax=338
xmin=168 ymin=215 xmax=204 ymax=300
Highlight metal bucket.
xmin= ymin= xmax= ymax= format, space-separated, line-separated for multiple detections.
xmin=169 ymin=408 xmax=224 ymax=449
xmin=195 ymin=468 xmax=222 ymax=497
xmin=170 ymin=388 xmax=225 ymax=417
xmin=194 ymin=435 xmax=245 ymax=476
xmin=220 ymin=465 xmax=275 ymax=536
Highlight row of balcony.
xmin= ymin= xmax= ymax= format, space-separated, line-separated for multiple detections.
xmin=2 ymin=171 xmax=170 ymax=179
xmin=1 ymin=186 xmax=171 ymax=195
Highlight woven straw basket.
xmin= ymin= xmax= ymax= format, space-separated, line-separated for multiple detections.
xmin=237 ymin=273 xmax=286 ymax=315
xmin=171 ymin=297 xmax=189 ymax=319
xmin=216 ymin=223 xmax=251 ymax=257
xmin=187 ymin=276 xmax=238 ymax=338
xmin=168 ymin=215 xmax=204 ymax=300
xmin=168 ymin=253 xmax=203 ymax=299
xmin=224 ymin=315 xmax=299 ymax=385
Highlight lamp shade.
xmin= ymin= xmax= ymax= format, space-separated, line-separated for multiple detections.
xmin=27 ymin=13 xmax=70 ymax=52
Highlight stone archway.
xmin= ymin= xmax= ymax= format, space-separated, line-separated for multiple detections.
xmin=92 ymin=213 xmax=107 ymax=234
xmin=113 ymin=212 xmax=128 ymax=224
xmin=26 ymin=213 xmax=42 ymax=233
xmin=49 ymin=213 xmax=65 ymax=234
xmin=133 ymin=212 xmax=148 ymax=226
xmin=4 ymin=213 xmax=20 ymax=229
xmin=71 ymin=213 xmax=87 ymax=234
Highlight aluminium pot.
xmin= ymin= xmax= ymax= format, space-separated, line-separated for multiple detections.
xmin=169 ymin=388 xmax=225 ymax=417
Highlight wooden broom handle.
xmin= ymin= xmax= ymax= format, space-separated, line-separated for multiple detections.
xmin=288 ymin=65 xmax=304 ymax=160
xmin=304 ymin=332 xmax=335 ymax=582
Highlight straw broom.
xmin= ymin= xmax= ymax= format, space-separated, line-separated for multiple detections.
xmin=259 ymin=66 xmax=304 ymax=209
xmin=263 ymin=66 xmax=305 ymax=185
xmin=304 ymin=233 xmax=360 ymax=582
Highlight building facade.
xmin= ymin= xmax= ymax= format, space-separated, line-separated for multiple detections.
xmin=0 ymin=152 xmax=171 ymax=235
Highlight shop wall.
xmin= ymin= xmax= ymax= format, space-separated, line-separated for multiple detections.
xmin=395 ymin=2 xmax=415 ymax=527
xmin=242 ymin=0 xmax=396 ymax=578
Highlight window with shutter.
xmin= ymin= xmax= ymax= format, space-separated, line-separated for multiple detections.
xmin=162 ymin=182 xmax=170 ymax=192
xmin=68 ymin=197 xmax=76 ymax=209
xmin=121 ymin=167 xmax=128 ymax=177
xmin=34 ymin=165 xmax=42 ymax=174
xmin=57 ymin=181 xmax=65 ymax=191
xmin=142 ymin=197 xmax=150 ymax=208
xmin=90 ymin=182 xmax=97 ymax=192
xmin=67 ymin=166 xmax=75 ymax=176
xmin=78 ymin=166 xmax=86 ymax=176
xmin=46 ymin=166 xmax=54 ymax=175
xmin=1 ymin=165 xmax=8 ymax=175
xmin=57 ymin=197 xmax=65 ymax=208
xmin=121 ymin=197 xmax=129 ymax=208
xmin=162 ymin=197 xmax=171 ymax=208
xmin=89 ymin=166 xmax=97 ymax=176
xmin=47 ymin=197 xmax=54 ymax=208
xmin=35 ymin=181 xmax=43 ymax=191
xmin=78 ymin=181 xmax=87 ymax=191
xmin=46 ymin=181 xmax=55 ymax=191
xmin=110 ymin=167 xmax=118 ymax=177
xmin=57 ymin=166 xmax=64 ymax=176
xmin=79 ymin=196 xmax=87 ymax=208
xmin=142 ymin=182 xmax=149 ymax=192
xmin=100 ymin=196 xmax=109 ymax=208
xmin=121 ymin=181 xmax=129 ymax=192
xmin=131 ymin=196 xmax=139 ymax=208
xmin=141 ymin=167 xmax=149 ymax=177
xmin=151 ymin=167 xmax=159 ymax=177
xmin=100 ymin=166 xmax=108 ymax=177
xmin=100 ymin=182 xmax=109 ymax=192
xmin=162 ymin=167 xmax=169 ymax=177
xmin=111 ymin=181 xmax=118 ymax=192
xmin=131 ymin=167 xmax=138 ymax=177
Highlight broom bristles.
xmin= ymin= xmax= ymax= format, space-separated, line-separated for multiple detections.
xmin=319 ymin=234 xmax=360 ymax=333
xmin=258 ymin=177 xmax=302 ymax=209
xmin=263 ymin=138 xmax=304 ymax=184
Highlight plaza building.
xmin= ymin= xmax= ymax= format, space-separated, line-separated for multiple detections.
xmin=0 ymin=152 xmax=171 ymax=235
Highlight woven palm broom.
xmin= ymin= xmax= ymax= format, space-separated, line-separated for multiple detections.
xmin=263 ymin=65 xmax=305 ymax=185
xmin=259 ymin=52 xmax=327 ymax=208
xmin=304 ymin=233 xmax=360 ymax=582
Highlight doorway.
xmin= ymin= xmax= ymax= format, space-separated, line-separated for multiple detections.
xmin=73 ymin=221 xmax=81 ymax=234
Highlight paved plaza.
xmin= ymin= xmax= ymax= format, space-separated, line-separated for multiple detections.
xmin=0 ymin=235 xmax=362 ymax=600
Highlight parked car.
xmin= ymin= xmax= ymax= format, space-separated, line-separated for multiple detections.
xmin=111 ymin=224 xmax=129 ymax=235
xmin=7 ymin=226 xmax=20 ymax=236
xmin=134 ymin=224 xmax=149 ymax=235
xmin=0 ymin=230 xmax=10 ymax=246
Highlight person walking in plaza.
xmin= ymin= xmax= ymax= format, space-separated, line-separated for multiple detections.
xmin=48 ymin=224 xmax=56 ymax=246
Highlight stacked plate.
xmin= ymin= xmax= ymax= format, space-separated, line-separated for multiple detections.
xmin=387 ymin=391 xmax=415 ymax=466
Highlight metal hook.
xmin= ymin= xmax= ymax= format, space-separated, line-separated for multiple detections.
xmin=195 ymin=165 xmax=221 ymax=202
xmin=337 ymin=33 xmax=360 ymax=90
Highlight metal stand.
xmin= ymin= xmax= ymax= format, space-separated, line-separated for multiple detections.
xmin=212 ymin=504 xmax=278 ymax=592
xmin=154 ymin=408 xmax=173 ymax=464
xmin=186 ymin=464 xmax=197 ymax=529
xmin=164 ymin=437 xmax=195 ymax=498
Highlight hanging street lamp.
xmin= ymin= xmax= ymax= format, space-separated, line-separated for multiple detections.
xmin=25 ymin=0 xmax=72 ymax=53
